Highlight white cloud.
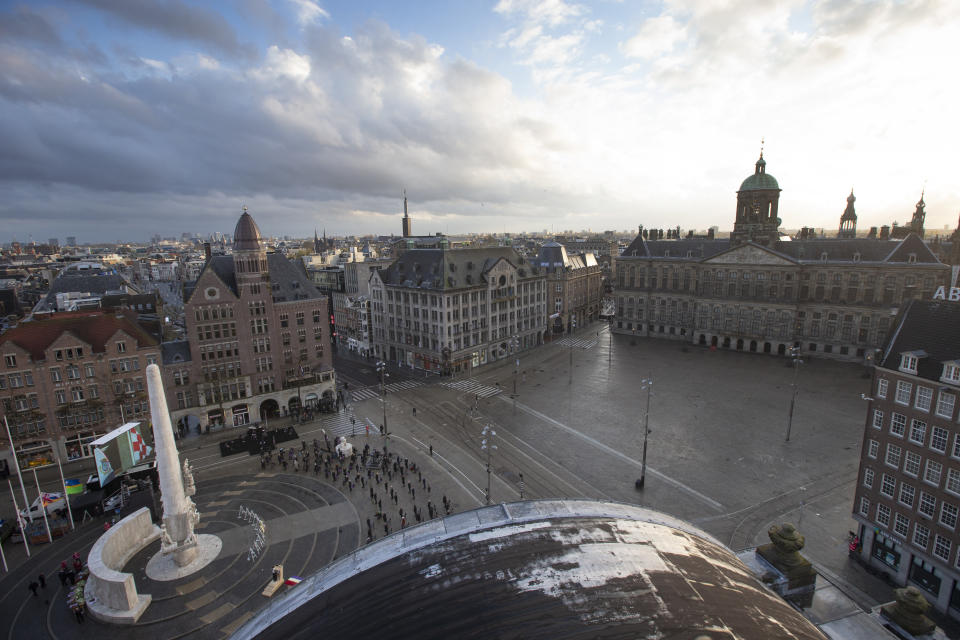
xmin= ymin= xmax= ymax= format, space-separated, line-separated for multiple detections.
xmin=253 ymin=45 xmax=311 ymax=83
xmin=289 ymin=0 xmax=329 ymax=26
xmin=620 ymin=16 xmax=686 ymax=60
xmin=494 ymin=0 xmax=585 ymax=27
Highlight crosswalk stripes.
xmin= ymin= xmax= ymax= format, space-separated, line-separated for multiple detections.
xmin=555 ymin=336 xmax=598 ymax=349
xmin=440 ymin=379 xmax=502 ymax=398
xmin=348 ymin=379 xmax=424 ymax=403
xmin=313 ymin=411 xmax=378 ymax=438
xmin=349 ymin=387 xmax=381 ymax=402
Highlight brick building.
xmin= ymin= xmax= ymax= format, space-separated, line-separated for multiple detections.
xmin=369 ymin=246 xmax=546 ymax=373
xmin=852 ymin=299 xmax=960 ymax=617
xmin=0 ymin=310 xmax=160 ymax=470
xmin=535 ymin=242 xmax=603 ymax=335
xmin=613 ymin=154 xmax=951 ymax=360
xmin=163 ymin=208 xmax=335 ymax=432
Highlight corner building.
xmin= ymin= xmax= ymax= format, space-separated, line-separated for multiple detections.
xmin=613 ymin=155 xmax=951 ymax=360
xmin=164 ymin=209 xmax=335 ymax=431
xmin=369 ymin=246 xmax=546 ymax=373
xmin=852 ymin=299 xmax=960 ymax=617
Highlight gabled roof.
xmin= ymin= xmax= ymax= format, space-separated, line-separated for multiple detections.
xmin=188 ymin=254 xmax=323 ymax=303
xmin=881 ymin=299 xmax=960 ymax=379
xmin=161 ymin=340 xmax=192 ymax=365
xmin=883 ymin=233 xmax=940 ymax=264
xmin=378 ymin=247 xmax=538 ymax=290
xmin=0 ymin=311 xmax=157 ymax=362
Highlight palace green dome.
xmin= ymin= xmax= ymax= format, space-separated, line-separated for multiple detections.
xmin=738 ymin=155 xmax=780 ymax=192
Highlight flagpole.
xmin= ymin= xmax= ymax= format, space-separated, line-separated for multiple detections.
xmin=32 ymin=468 xmax=53 ymax=544
xmin=54 ymin=448 xmax=75 ymax=530
xmin=0 ymin=527 xmax=7 ymax=571
xmin=7 ymin=479 xmax=30 ymax=557
xmin=3 ymin=416 xmax=32 ymax=521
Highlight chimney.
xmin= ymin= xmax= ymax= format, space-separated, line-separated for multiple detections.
xmin=204 ymin=242 xmax=212 ymax=261
xmin=880 ymin=225 xmax=890 ymax=240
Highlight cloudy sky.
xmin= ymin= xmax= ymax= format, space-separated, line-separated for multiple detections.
xmin=1 ymin=0 xmax=958 ymax=243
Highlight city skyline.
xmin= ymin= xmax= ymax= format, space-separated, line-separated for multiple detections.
xmin=1 ymin=0 xmax=958 ymax=243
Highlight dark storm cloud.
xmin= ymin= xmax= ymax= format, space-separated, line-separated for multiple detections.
xmin=0 ymin=6 xmax=63 ymax=46
xmin=71 ymin=0 xmax=256 ymax=58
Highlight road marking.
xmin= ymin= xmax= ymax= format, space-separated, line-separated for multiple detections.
xmin=505 ymin=397 xmax=723 ymax=511
xmin=403 ymin=434 xmax=486 ymax=506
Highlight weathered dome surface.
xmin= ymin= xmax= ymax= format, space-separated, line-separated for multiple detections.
xmin=233 ymin=211 xmax=263 ymax=251
xmin=739 ymin=154 xmax=780 ymax=192
xmin=238 ymin=500 xmax=827 ymax=640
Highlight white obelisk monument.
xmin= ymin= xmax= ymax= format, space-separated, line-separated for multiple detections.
xmin=144 ymin=364 xmax=220 ymax=579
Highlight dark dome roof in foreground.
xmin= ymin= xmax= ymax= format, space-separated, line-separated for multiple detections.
xmin=237 ymin=500 xmax=826 ymax=640
xmin=233 ymin=209 xmax=263 ymax=251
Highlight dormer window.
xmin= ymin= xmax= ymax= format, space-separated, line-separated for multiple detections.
xmin=853 ymin=252 xmax=861 ymax=262
xmin=117 ymin=341 xmax=127 ymax=353
xmin=943 ymin=362 xmax=960 ymax=385
xmin=820 ymin=252 xmax=828 ymax=262
xmin=900 ymin=352 xmax=922 ymax=374
xmin=908 ymin=253 xmax=917 ymax=264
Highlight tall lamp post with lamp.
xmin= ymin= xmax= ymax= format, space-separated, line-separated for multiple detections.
xmin=376 ymin=360 xmax=388 ymax=437
xmin=636 ymin=377 xmax=653 ymax=489
xmin=481 ymin=425 xmax=497 ymax=505
xmin=785 ymin=346 xmax=803 ymax=442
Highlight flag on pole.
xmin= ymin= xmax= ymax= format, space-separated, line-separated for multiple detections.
xmin=284 ymin=576 xmax=302 ymax=586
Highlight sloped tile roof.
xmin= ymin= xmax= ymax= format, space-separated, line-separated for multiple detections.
xmin=881 ymin=299 xmax=960 ymax=379
xmin=0 ymin=310 xmax=158 ymax=362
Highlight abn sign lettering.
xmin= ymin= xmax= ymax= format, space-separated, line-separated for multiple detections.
xmin=932 ymin=286 xmax=960 ymax=301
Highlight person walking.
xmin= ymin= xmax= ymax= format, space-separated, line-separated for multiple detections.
xmin=37 ymin=574 xmax=46 ymax=589
xmin=28 ymin=580 xmax=39 ymax=597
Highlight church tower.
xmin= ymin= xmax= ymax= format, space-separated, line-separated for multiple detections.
xmin=838 ymin=189 xmax=857 ymax=238
xmin=910 ymin=192 xmax=926 ymax=238
xmin=232 ymin=206 xmax=268 ymax=296
xmin=402 ymin=191 xmax=412 ymax=238
xmin=731 ymin=150 xmax=782 ymax=247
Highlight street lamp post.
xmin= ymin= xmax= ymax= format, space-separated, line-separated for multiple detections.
xmin=376 ymin=360 xmax=388 ymax=437
xmin=636 ymin=378 xmax=653 ymax=489
xmin=785 ymin=347 xmax=803 ymax=442
xmin=481 ymin=425 xmax=497 ymax=505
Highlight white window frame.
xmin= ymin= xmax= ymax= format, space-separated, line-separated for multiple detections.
xmin=859 ymin=496 xmax=870 ymax=516
xmin=880 ymin=473 xmax=896 ymax=498
xmin=863 ymin=467 xmax=875 ymax=488
xmin=900 ymin=354 xmax=918 ymax=373
xmin=940 ymin=503 xmax=958 ymax=530
xmin=934 ymin=535 xmax=952 ymax=562
xmin=868 ymin=440 xmax=879 ymax=458
xmin=909 ymin=419 xmax=927 ymax=446
xmin=913 ymin=523 xmax=930 ymax=549
xmin=948 ymin=469 xmax=960 ymax=497
xmin=872 ymin=409 xmax=884 ymax=429
xmin=877 ymin=378 xmax=889 ymax=399
xmin=919 ymin=491 xmax=937 ymax=518
xmin=895 ymin=380 xmax=912 ymax=405
xmin=937 ymin=392 xmax=956 ymax=419
xmin=931 ymin=427 xmax=949 ymax=454
xmin=900 ymin=483 xmax=916 ymax=507
xmin=904 ymin=451 xmax=922 ymax=477
xmin=925 ymin=460 xmax=943 ymax=486
xmin=891 ymin=413 xmax=907 ymax=437
xmin=894 ymin=512 xmax=910 ymax=538
xmin=876 ymin=503 xmax=891 ymax=527
xmin=886 ymin=443 xmax=902 ymax=468
xmin=915 ymin=386 xmax=933 ymax=412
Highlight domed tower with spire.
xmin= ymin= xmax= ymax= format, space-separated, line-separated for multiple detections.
xmin=838 ymin=189 xmax=857 ymax=239
xmin=731 ymin=146 xmax=782 ymax=247
xmin=233 ymin=206 xmax=268 ymax=296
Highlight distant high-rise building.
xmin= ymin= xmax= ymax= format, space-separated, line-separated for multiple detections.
xmin=66 ymin=236 xmax=77 ymax=246
xmin=48 ymin=238 xmax=58 ymax=248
